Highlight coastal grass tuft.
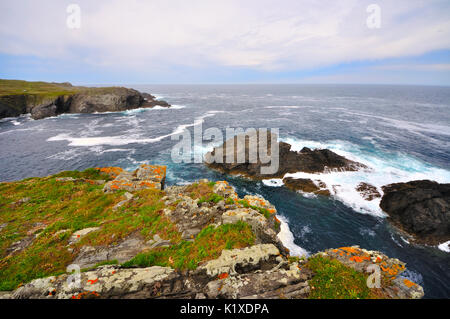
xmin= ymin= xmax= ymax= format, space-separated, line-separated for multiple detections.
xmin=122 ymin=221 xmax=255 ymax=270
xmin=305 ymin=255 xmax=384 ymax=299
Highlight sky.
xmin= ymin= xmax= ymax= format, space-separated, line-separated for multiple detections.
xmin=0 ymin=0 xmax=449 ymax=85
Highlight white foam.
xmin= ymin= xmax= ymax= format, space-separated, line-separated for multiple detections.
xmin=278 ymin=137 xmax=450 ymax=217
xmin=262 ymin=179 xmax=284 ymax=187
xmin=437 ymin=240 xmax=450 ymax=253
xmin=276 ymin=215 xmax=309 ymax=257
xmin=47 ymin=112 xmax=218 ymax=147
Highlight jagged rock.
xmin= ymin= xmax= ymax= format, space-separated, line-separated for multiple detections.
xmin=103 ymin=164 xmax=166 ymax=193
xmin=380 ymin=180 xmax=450 ymax=245
xmin=356 ymin=182 xmax=381 ymax=201
xmin=283 ymin=177 xmax=330 ymax=196
xmin=212 ymin=181 xmax=238 ymax=200
xmin=205 ymin=129 xmax=367 ymax=179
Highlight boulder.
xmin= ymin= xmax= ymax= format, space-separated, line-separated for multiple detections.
xmin=380 ymin=180 xmax=450 ymax=245
xmin=356 ymin=182 xmax=381 ymax=201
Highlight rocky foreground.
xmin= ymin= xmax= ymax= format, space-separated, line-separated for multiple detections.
xmin=0 ymin=79 xmax=170 ymax=120
xmin=0 ymin=165 xmax=423 ymax=299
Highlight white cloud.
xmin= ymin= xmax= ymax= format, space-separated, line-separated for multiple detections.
xmin=0 ymin=0 xmax=449 ymax=72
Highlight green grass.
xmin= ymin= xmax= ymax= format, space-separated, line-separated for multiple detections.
xmin=0 ymin=169 xmax=182 ymax=290
xmin=0 ymin=79 xmax=78 ymax=97
xmin=305 ymin=255 xmax=382 ymax=299
xmin=122 ymin=221 xmax=255 ymax=270
xmin=237 ymin=200 xmax=271 ymax=219
xmin=198 ymin=193 xmax=224 ymax=205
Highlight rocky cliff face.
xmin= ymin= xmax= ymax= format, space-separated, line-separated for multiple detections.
xmin=380 ymin=180 xmax=450 ymax=245
xmin=0 ymin=81 xmax=170 ymax=120
xmin=0 ymin=165 xmax=423 ymax=299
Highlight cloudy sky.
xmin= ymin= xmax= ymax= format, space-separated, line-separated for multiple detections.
xmin=0 ymin=0 xmax=449 ymax=85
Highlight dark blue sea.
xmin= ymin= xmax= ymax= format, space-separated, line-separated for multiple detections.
xmin=1 ymin=84 xmax=449 ymax=298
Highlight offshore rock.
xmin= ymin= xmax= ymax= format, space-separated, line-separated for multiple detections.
xmin=380 ymin=180 xmax=450 ymax=245
xmin=283 ymin=177 xmax=330 ymax=196
xmin=205 ymin=130 xmax=367 ymax=179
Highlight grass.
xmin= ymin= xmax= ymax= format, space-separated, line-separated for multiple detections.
xmin=305 ymin=255 xmax=385 ymax=299
xmin=122 ymin=221 xmax=255 ymax=270
xmin=237 ymin=199 xmax=272 ymax=219
xmin=0 ymin=79 xmax=78 ymax=97
xmin=0 ymin=169 xmax=182 ymax=290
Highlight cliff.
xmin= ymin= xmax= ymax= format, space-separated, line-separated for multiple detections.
xmin=0 ymin=165 xmax=423 ymax=299
xmin=0 ymin=79 xmax=170 ymax=120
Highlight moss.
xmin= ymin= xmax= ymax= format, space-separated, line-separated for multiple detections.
xmin=198 ymin=193 xmax=224 ymax=205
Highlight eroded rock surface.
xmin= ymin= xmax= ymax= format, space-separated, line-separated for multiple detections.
xmin=103 ymin=164 xmax=166 ymax=193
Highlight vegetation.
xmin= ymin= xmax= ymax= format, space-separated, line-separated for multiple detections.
xmin=305 ymin=255 xmax=385 ymax=299
xmin=122 ymin=221 xmax=255 ymax=270
xmin=237 ymin=199 xmax=272 ymax=219
xmin=0 ymin=169 xmax=180 ymax=290
xmin=0 ymin=79 xmax=78 ymax=97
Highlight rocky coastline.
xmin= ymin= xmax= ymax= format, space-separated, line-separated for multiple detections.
xmin=0 ymin=79 xmax=170 ymax=120
xmin=206 ymin=130 xmax=449 ymax=247
xmin=0 ymin=164 xmax=424 ymax=299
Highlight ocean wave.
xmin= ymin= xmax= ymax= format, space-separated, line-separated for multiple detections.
xmin=46 ymin=112 xmax=218 ymax=147
xmin=437 ymin=240 xmax=450 ymax=253
xmin=273 ymin=137 xmax=450 ymax=217
xmin=276 ymin=215 xmax=309 ymax=257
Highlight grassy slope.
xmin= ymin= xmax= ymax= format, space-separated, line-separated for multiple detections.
xmin=0 ymin=171 xmax=254 ymax=290
xmin=0 ymin=79 xmax=78 ymax=97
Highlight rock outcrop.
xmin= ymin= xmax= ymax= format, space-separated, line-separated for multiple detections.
xmin=0 ymin=80 xmax=171 ymax=120
xmin=205 ymin=130 xmax=367 ymax=179
xmin=317 ymin=246 xmax=424 ymax=299
xmin=380 ymin=180 xmax=450 ymax=245
xmin=102 ymin=164 xmax=166 ymax=193
xmin=356 ymin=182 xmax=381 ymax=201
xmin=283 ymin=177 xmax=330 ymax=196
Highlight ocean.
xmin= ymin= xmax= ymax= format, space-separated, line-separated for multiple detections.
xmin=0 ymin=84 xmax=449 ymax=298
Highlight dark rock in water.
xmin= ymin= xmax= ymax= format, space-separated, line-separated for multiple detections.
xmin=380 ymin=180 xmax=450 ymax=245
xmin=205 ymin=130 xmax=367 ymax=179
xmin=283 ymin=177 xmax=330 ymax=196
xmin=141 ymin=93 xmax=171 ymax=108
xmin=356 ymin=182 xmax=381 ymax=201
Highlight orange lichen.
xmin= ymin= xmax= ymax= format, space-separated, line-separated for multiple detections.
xmin=218 ymin=273 xmax=229 ymax=280
xmin=87 ymin=278 xmax=98 ymax=285
xmin=349 ymin=255 xmax=370 ymax=263
xmin=403 ymin=279 xmax=416 ymax=288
